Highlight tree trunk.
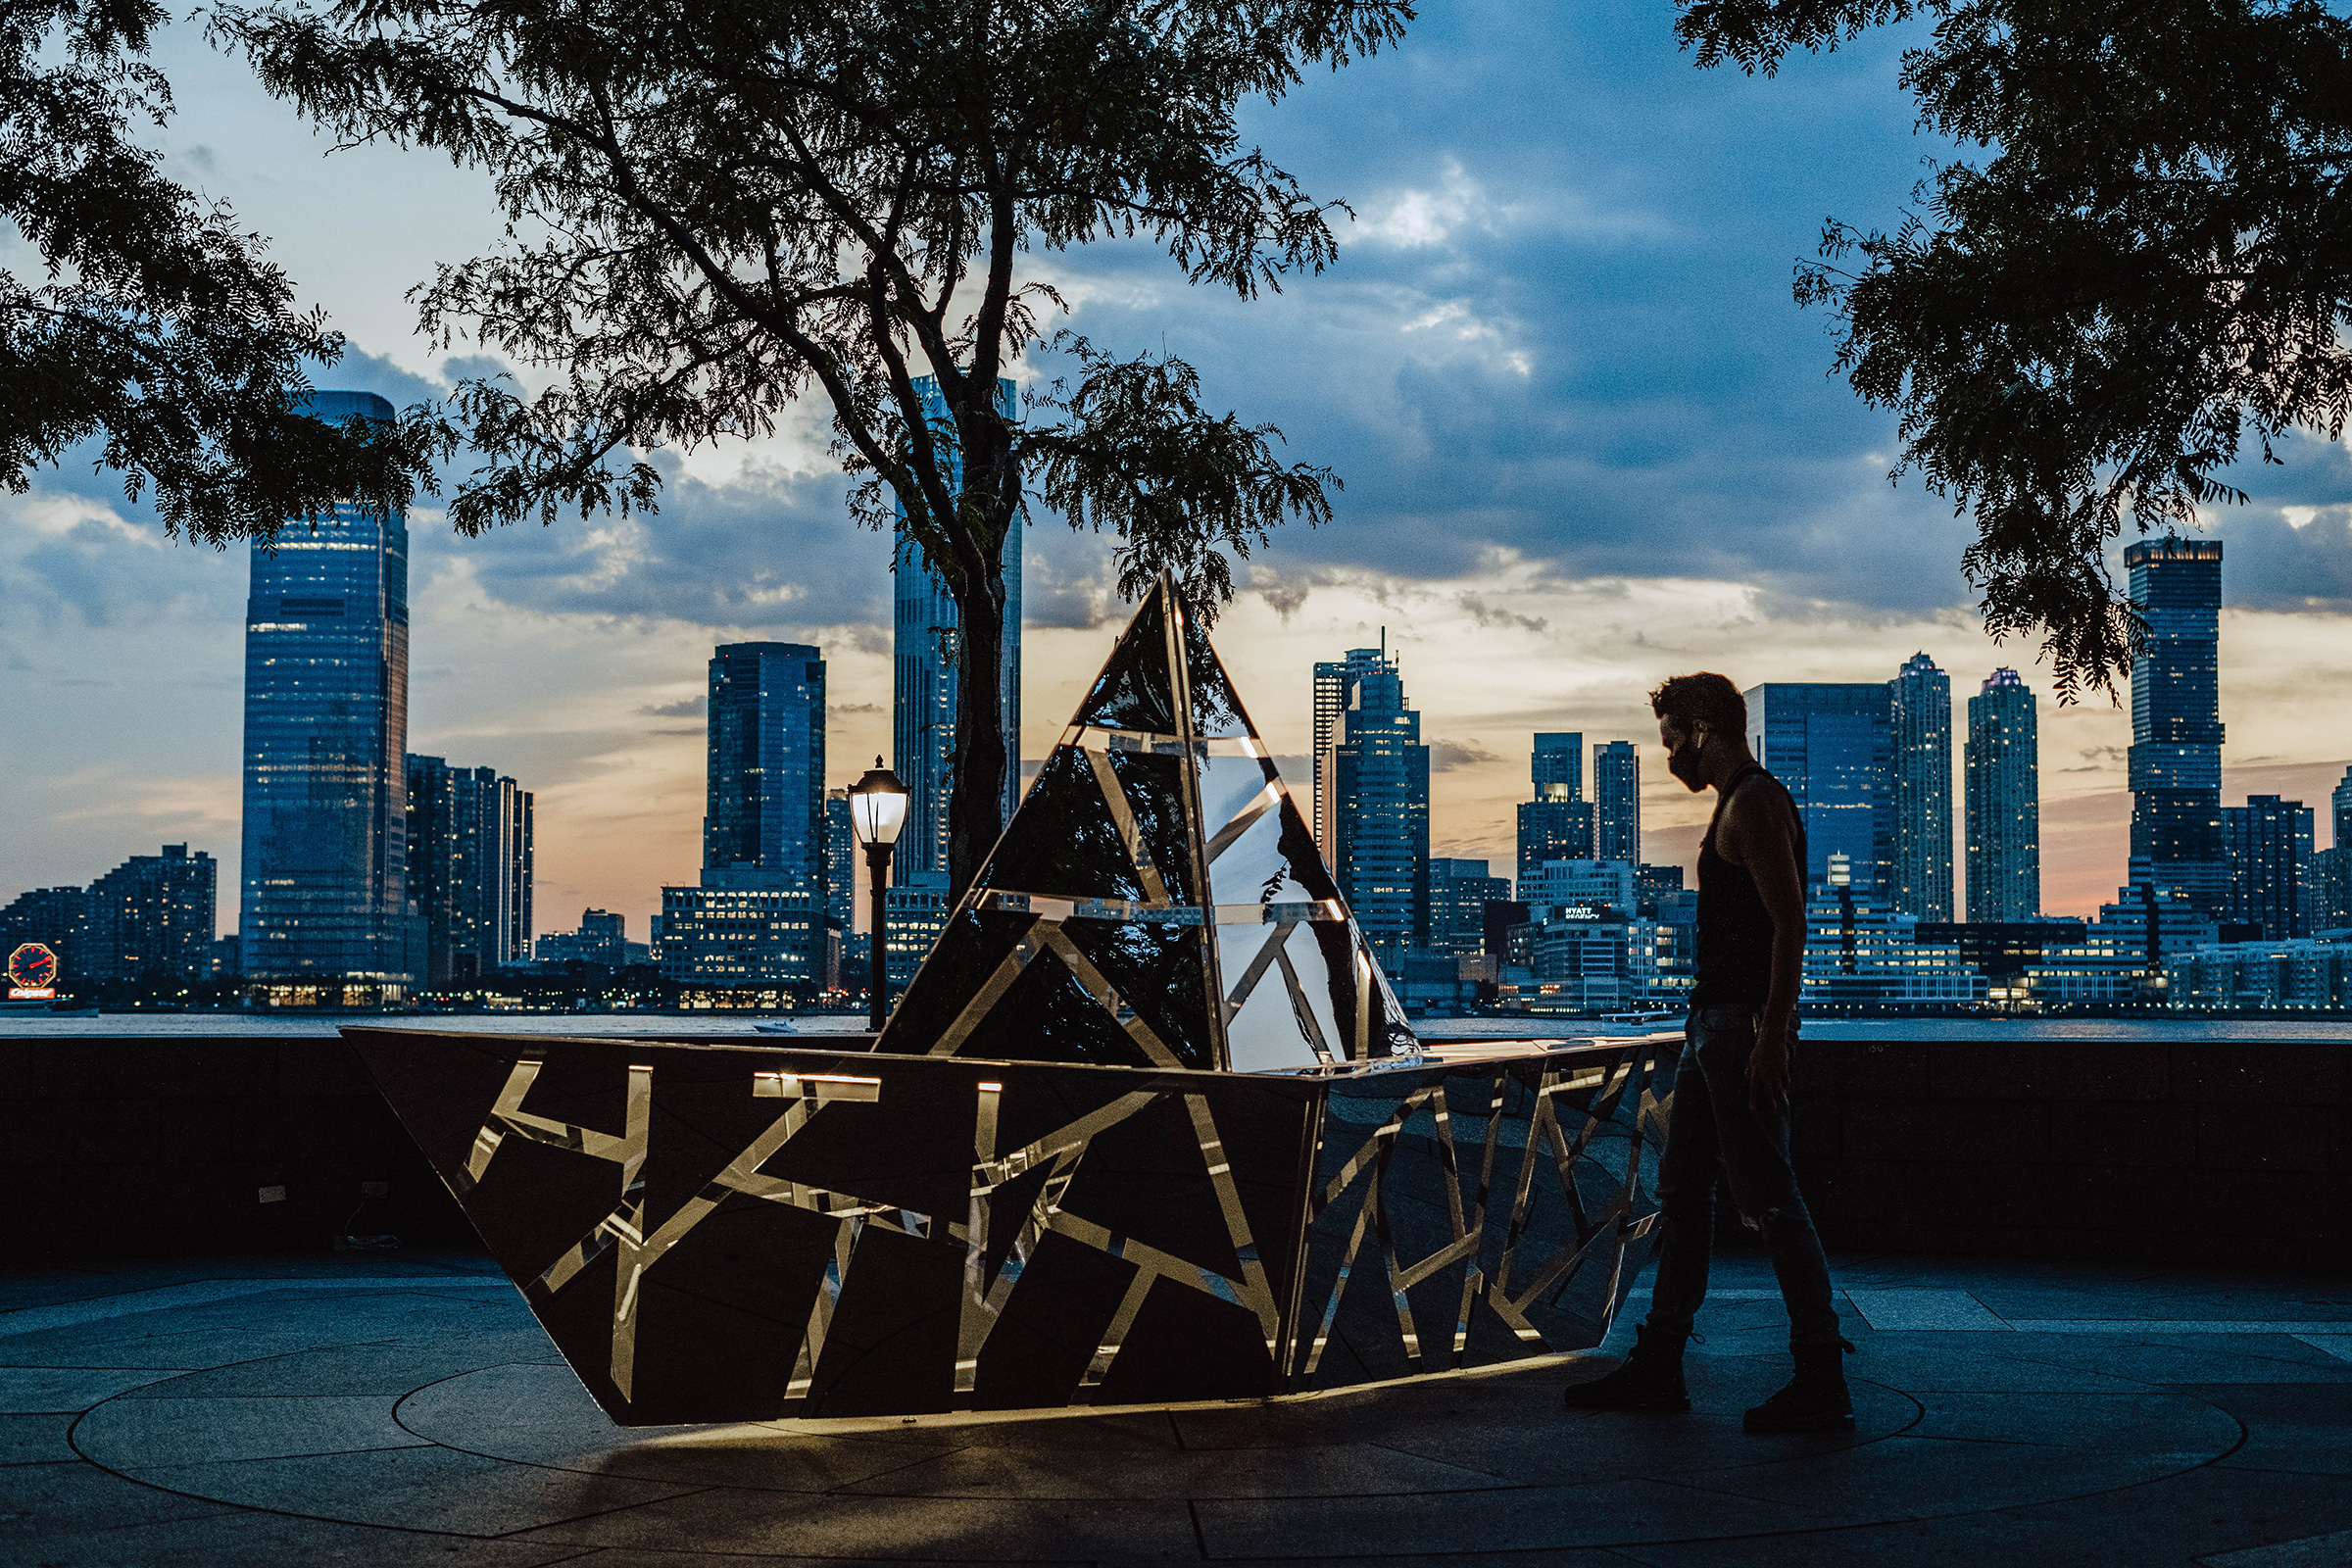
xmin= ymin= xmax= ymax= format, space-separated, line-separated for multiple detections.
xmin=944 ymin=539 xmax=1008 ymax=902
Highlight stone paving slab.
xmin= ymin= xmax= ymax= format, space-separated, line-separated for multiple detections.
xmin=3 ymin=1250 xmax=2349 ymax=1565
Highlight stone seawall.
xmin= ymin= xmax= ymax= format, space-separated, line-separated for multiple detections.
xmin=1788 ymin=1037 xmax=2350 ymax=1270
xmin=6 ymin=1035 xmax=473 ymax=1259
xmin=8 ymin=1033 xmax=2347 ymax=1268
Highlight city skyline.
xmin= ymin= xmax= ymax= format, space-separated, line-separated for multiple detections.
xmin=12 ymin=10 xmax=2352 ymax=940
xmin=10 ymin=560 xmax=2349 ymax=943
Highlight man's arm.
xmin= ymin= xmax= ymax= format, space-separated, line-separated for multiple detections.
xmin=1721 ymin=781 xmax=1806 ymax=1112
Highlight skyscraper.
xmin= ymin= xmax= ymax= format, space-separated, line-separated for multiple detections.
xmin=663 ymin=641 xmax=829 ymax=990
xmin=822 ymin=788 xmax=854 ymax=939
xmin=1532 ymin=732 xmax=1583 ymax=801
xmin=2320 ymin=766 xmax=2352 ymax=932
xmin=1745 ymin=684 xmax=1893 ymax=892
xmin=85 ymin=844 xmax=217 ymax=982
xmin=406 ymin=757 xmax=534 ymax=983
xmin=1593 ymin=741 xmax=1641 ymax=863
xmin=1326 ymin=647 xmax=1430 ymax=964
xmin=2126 ymin=537 xmax=2226 ymax=913
xmin=238 ymin=390 xmax=419 ymax=987
xmin=705 ymin=642 xmax=827 ymax=884
xmin=2224 ymin=795 xmax=2313 ymax=939
xmin=893 ymin=374 xmax=1021 ymax=879
xmin=1313 ymin=645 xmax=1394 ymax=856
xmin=1965 ymin=668 xmax=2040 ymax=921
xmin=1428 ymin=858 xmax=1510 ymax=956
xmin=1888 ymin=653 xmax=1955 ymax=921
xmin=1516 ymin=731 xmax=1594 ymax=886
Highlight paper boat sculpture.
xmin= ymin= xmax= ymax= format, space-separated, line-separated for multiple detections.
xmin=350 ymin=577 xmax=1677 ymax=1424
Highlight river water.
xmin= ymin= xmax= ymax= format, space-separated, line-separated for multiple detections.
xmin=5 ymin=1011 xmax=2349 ymax=1043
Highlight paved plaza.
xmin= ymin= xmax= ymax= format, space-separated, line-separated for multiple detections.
xmin=3 ymin=1249 xmax=2349 ymax=1567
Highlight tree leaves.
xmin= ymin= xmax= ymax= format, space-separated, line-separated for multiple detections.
xmin=1030 ymin=333 xmax=1335 ymax=614
xmin=0 ymin=2 xmax=443 ymax=545
xmin=1687 ymin=0 xmax=2352 ymax=699
xmin=215 ymin=0 xmax=1399 ymax=889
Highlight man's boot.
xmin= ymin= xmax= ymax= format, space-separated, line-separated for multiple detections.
xmin=1561 ymin=1324 xmax=1690 ymax=1411
xmin=1741 ymin=1340 xmax=1853 ymax=1433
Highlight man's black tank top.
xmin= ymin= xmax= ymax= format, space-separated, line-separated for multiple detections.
xmin=1691 ymin=764 xmax=1805 ymax=1006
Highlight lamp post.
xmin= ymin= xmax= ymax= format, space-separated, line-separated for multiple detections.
xmin=847 ymin=757 xmax=910 ymax=1033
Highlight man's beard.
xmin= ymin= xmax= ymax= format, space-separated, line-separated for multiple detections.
xmin=1666 ymin=745 xmax=1701 ymax=788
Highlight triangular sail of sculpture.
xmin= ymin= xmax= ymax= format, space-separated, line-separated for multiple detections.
xmin=875 ymin=575 xmax=1416 ymax=1071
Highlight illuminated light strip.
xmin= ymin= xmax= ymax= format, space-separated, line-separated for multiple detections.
xmin=978 ymin=891 xmax=1343 ymax=925
xmin=1055 ymin=724 xmax=1266 ymax=759
xmin=754 ymin=1070 xmax=883 ymax=1101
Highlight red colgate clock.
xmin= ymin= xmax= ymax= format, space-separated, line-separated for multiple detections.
xmin=7 ymin=942 xmax=59 ymax=998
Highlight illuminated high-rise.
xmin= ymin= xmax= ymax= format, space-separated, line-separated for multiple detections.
xmin=892 ymin=374 xmax=1020 ymax=879
xmin=1516 ymin=731 xmax=1593 ymax=886
xmin=1965 ymin=668 xmax=2040 ymax=921
xmin=86 ymin=844 xmax=217 ymax=982
xmin=2223 ymin=795 xmax=2313 ymax=939
xmin=238 ymin=390 xmax=419 ymax=987
xmin=1888 ymin=653 xmax=1954 ymax=920
xmin=705 ymin=642 xmax=827 ymax=884
xmin=406 ymin=757 xmax=533 ymax=983
xmin=663 ymin=641 xmax=828 ymax=990
xmin=1593 ymin=740 xmax=1641 ymax=862
xmin=2126 ymin=537 xmax=2226 ymax=912
xmin=1745 ymin=684 xmax=1892 ymax=892
xmin=1313 ymin=645 xmax=1394 ymax=856
xmin=1325 ymin=647 xmax=1430 ymax=963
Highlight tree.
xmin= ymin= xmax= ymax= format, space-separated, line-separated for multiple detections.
xmin=1 ymin=2 xmax=440 ymax=543
xmin=1680 ymin=0 xmax=2352 ymax=699
xmin=216 ymin=0 xmax=1398 ymax=895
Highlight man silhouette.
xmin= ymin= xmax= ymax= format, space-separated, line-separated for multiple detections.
xmin=1562 ymin=672 xmax=1852 ymax=1432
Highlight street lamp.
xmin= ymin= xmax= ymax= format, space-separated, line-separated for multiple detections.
xmin=847 ymin=757 xmax=910 ymax=1033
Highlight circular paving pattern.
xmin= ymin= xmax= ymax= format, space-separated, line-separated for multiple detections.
xmin=44 ymin=1278 xmax=2259 ymax=1559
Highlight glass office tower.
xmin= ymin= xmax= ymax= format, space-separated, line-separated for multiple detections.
xmin=2126 ymin=537 xmax=2226 ymax=913
xmin=1428 ymin=858 xmax=1510 ymax=956
xmin=2223 ymin=795 xmax=2313 ymax=938
xmin=1532 ymin=732 xmax=1583 ymax=801
xmin=238 ymin=390 xmax=418 ymax=987
xmin=706 ymin=642 xmax=827 ymax=882
xmin=1593 ymin=740 xmax=1641 ymax=863
xmin=1745 ymin=684 xmax=1893 ymax=892
xmin=1888 ymin=653 xmax=1955 ymax=920
xmin=892 ymin=374 xmax=1021 ymax=880
xmin=1516 ymin=731 xmax=1594 ymax=886
xmin=664 ymin=642 xmax=829 ymax=989
xmin=406 ymin=757 xmax=533 ymax=984
xmin=1965 ymin=668 xmax=2040 ymax=921
xmin=1313 ymin=645 xmax=1394 ymax=857
xmin=1327 ymin=648 xmax=1431 ymax=964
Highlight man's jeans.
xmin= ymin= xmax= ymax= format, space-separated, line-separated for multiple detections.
xmin=1644 ymin=1004 xmax=1842 ymax=1349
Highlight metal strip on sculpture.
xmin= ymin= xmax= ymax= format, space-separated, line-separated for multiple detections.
xmin=874 ymin=573 xmax=1414 ymax=1072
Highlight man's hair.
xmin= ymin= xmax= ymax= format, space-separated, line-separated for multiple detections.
xmin=1648 ymin=673 xmax=1746 ymax=739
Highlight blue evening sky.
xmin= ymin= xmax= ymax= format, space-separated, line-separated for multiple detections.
xmin=5 ymin=0 xmax=2350 ymax=932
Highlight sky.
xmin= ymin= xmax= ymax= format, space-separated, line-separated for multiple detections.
xmin=8 ymin=0 xmax=2352 ymax=939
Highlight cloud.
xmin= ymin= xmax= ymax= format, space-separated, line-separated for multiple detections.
xmin=1456 ymin=593 xmax=1547 ymax=635
xmin=1251 ymin=569 xmax=1312 ymax=620
xmin=1429 ymin=739 xmax=1500 ymax=772
xmin=641 ymin=697 xmax=706 ymax=718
